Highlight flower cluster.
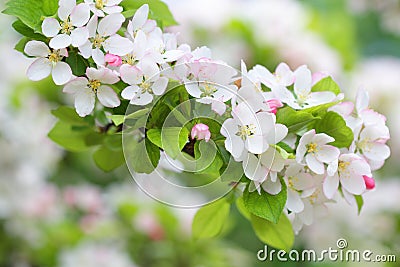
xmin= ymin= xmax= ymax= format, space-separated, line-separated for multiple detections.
xmin=21 ymin=0 xmax=390 ymax=236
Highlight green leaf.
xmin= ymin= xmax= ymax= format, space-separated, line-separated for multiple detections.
xmin=12 ymin=20 xmax=46 ymax=40
xmin=192 ymin=198 xmax=230 ymax=239
xmin=103 ymin=134 xmax=123 ymax=151
xmin=51 ymin=106 xmax=90 ymax=126
xmin=194 ymin=140 xmax=223 ymax=176
xmin=93 ymin=146 xmax=125 ymax=172
xmin=251 ymin=214 xmax=294 ymax=252
xmin=109 ymin=115 xmax=125 ymax=126
xmin=125 ymin=137 xmax=160 ymax=174
xmin=126 ymin=108 xmax=149 ymax=119
xmin=147 ymin=127 xmax=189 ymax=159
xmin=3 ymin=0 xmax=59 ymax=32
xmin=65 ymin=51 xmax=88 ymax=76
xmin=302 ymin=101 xmax=339 ymax=117
xmin=236 ymin=196 xmax=251 ymax=220
xmin=315 ymin=111 xmax=354 ymax=148
xmin=311 ymin=76 xmax=341 ymax=95
xmin=120 ymin=0 xmax=178 ymax=27
xmin=14 ymin=37 xmax=30 ymax=54
xmin=48 ymin=121 xmax=90 ymax=152
xmin=355 ymin=195 xmax=363 ymax=215
xmin=276 ymin=107 xmax=319 ymax=133
xmin=242 ymin=181 xmax=287 ymax=224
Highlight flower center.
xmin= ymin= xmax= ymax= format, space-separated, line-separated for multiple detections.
xmin=357 ymin=138 xmax=372 ymax=152
xmin=338 ymin=160 xmax=350 ymax=176
xmin=48 ymin=50 xmax=63 ymax=64
xmin=88 ymin=79 xmax=101 ymax=93
xmin=307 ymin=143 xmax=318 ymax=153
xmin=297 ymin=92 xmax=309 ymax=105
xmin=95 ymin=0 xmax=106 ymax=10
xmin=122 ymin=54 xmax=136 ymax=66
xmin=140 ymin=82 xmax=153 ymax=94
xmin=236 ymin=124 xmax=256 ymax=140
xmin=91 ymin=34 xmax=105 ymax=49
xmin=60 ymin=19 xmax=74 ymax=34
xmin=309 ymin=188 xmax=320 ymax=204
xmin=200 ymin=83 xmax=217 ymax=97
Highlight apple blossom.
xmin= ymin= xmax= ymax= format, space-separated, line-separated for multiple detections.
xmin=355 ymin=125 xmax=390 ymax=163
xmin=42 ymin=0 xmax=90 ymax=49
xmin=63 ymin=67 xmax=121 ymax=117
xmin=296 ymin=129 xmax=340 ymax=175
xmin=265 ymin=98 xmax=283 ymax=114
xmin=120 ymin=61 xmax=168 ymax=105
xmin=323 ymin=153 xmax=372 ymax=199
xmin=254 ymin=62 xmax=294 ymax=90
xmin=191 ymin=123 xmax=211 ymax=142
xmin=79 ymin=14 xmax=133 ymax=66
xmin=24 ymin=41 xmax=72 ymax=85
xmin=85 ymin=0 xmax=123 ymax=17
xmin=104 ymin=53 xmax=122 ymax=67
xmin=363 ymin=175 xmax=375 ymax=190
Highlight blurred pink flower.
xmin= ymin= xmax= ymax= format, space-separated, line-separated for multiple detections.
xmin=191 ymin=123 xmax=211 ymax=142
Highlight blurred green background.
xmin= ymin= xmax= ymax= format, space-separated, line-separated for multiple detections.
xmin=0 ymin=0 xmax=399 ymax=266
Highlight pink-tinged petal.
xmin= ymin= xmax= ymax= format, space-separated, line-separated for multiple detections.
xmin=363 ymin=175 xmax=375 ymax=190
xmin=75 ymin=89 xmax=95 ymax=117
xmin=103 ymin=5 xmax=123 ymax=14
xmin=323 ymin=174 xmax=339 ymax=199
xmin=340 ymin=173 xmax=366 ymax=195
xmin=52 ymin=62 xmax=72 ymax=85
xmin=92 ymin=48 xmax=105 ymax=66
xmin=261 ymin=178 xmax=282 ymax=195
xmin=276 ymin=62 xmax=294 ymax=86
xmin=24 ymin=41 xmax=50 ymax=57
xmin=246 ymin=135 xmax=268 ymax=155
xmin=363 ymin=143 xmax=390 ymax=161
xmin=121 ymin=85 xmax=140 ymax=100
xmin=86 ymin=15 xmax=98 ymax=38
xmin=306 ymin=91 xmax=336 ymax=106
xmin=360 ymin=109 xmax=387 ymax=126
xmin=356 ymin=89 xmax=369 ymax=113
xmin=315 ymin=145 xmax=340 ymax=163
xmin=305 ymin=154 xmax=324 ymax=174
xmin=58 ymin=0 xmax=76 ymax=21
xmin=103 ymin=35 xmax=133 ymax=56
xmin=311 ymin=71 xmax=328 ymax=86
xmin=70 ymin=27 xmax=89 ymax=47
xmin=294 ymin=65 xmax=312 ymax=96
xmin=328 ymin=101 xmax=354 ymax=117
xmin=42 ymin=18 xmax=61 ymax=37
xmin=287 ymin=188 xmax=304 ymax=213
xmin=97 ymin=85 xmax=120 ymax=107
xmin=130 ymin=4 xmax=149 ymax=33
xmin=100 ymin=68 xmax=119 ymax=84
xmin=78 ymin=41 xmax=92 ymax=58
xmin=63 ymin=77 xmax=88 ymax=94
xmin=97 ymin=13 xmax=125 ymax=36
xmin=26 ymin=58 xmax=52 ymax=81
xmin=163 ymin=50 xmax=185 ymax=62
xmin=142 ymin=19 xmax=157 ymax=33
xmin=104 ymin=53 xmax=122 ymax=66
xmin=152 ymin=77 xmax=168 ymax=95
xmin=243 ymin=153 xmax=267 ymax=182
xmin=360 ymin=125 xmax=389 ymax=142
xmin=49 ymin=34 xmax=72 ymax=49
xmin=131 ymin=91 xmax=153 ymax=105
xmin=368 ymin=159 xmax=384 ymax=171
xmin=120 ymin=64 xmax=142 ymax=85
xmin=71 ymin=3 xmax=91 ymax=27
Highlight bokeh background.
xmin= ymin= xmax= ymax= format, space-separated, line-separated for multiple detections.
xmin=1 ymin=0 xmax=399 ymax=266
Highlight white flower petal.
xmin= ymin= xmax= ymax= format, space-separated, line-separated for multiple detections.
xmin=243 ymin=153 xmax=266 ymax=182
xmin=261 ymin=178 xmax=282 ymax=195
xmin=92 ymin=48 xmax=105 ymax=66
xmin=305 ymin=154 xmax=324 ymax=174
xmin=97 ymin=85 xmax=120 ymax=107
xmin=49 ymin=34 xmax=72 ymax=49
xmin=296 ymin=129 xmax=315 ymax=162
xmin=323 ymin=174 xmax=339 ymax=199
xmin=103 ymin=35 xmax=133 ymax=56
xmin=100 ymin=68 xmax=120 ymax=84
xmin=120 ymin=64 xmax=143 ymax=85
xmin=210 ymin=99 xmax=226 ymax=115
xmin=225 ymin=136 xmax=244 ymax=159
xmin=75 ymin=89 xmax=95 ymax=117
xmin=26 ymin=58 xmax=52 ymax=81
xmin=246 ymin=135 xmax=268 ymax=155
xmin=71 ymin=27 xmax=89 ymax=47
xmin=306 ymin=91 xmax=336 ymax=106
xmin=130 ymin=4 xmax=149 ymax=32
xmin=340 ymin=173 xmax=366 ymax=195
xmin=63 ymin=77 xmax=89 ymax=94
xmin=24 ymin=41 xmax=50 ymax=57
xmin=131 ymin=91 xmax=153 ymax=105
xmin=315 ymin=145 xmax=340 ymax=163
xmin=52 ymin=62 xmax=72 ymax=85
xmin=103 ymin=5 xmax=123 ymax=14
xmin=71 ymin=3 xmax=91 ymax=27
xmin=97 ymin=13 xmax=125 ymax=36
xmin=294 ymin=65 xmax=312 ymax=96
xmin=152 ymin=77 xmax=168 ymax=95
xmin=42 ymin=18 xmax=61 ymax=37
xmin=121 ymin=85 xmax=140 ymax=100
xmin=185 ymin=83 xmax=202 ymax=98
xmin=287 ymin=188 xmax=304 ymax=213
xmin=58 ymin=0 xmax=76 ymax=21
xmin=86 ymin=15 xmax=98 ymax=38
xmin=356 ymin=89 xmax=369 ymax=113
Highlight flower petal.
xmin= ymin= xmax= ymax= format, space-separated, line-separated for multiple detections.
xmin=103 ymin=5 xmax=123 ymax=14
xmin=71 ymin=3 xmax=91 ymax=27
xmin=63 ymin=77 xmax=88 ymax=94
xmin=323 ymin=174 xmax=339 ymax=199
xmin=92 ymin=48 xmax=105 ymax=66
xmin=24 ymin=41 xmax=50 ymax=57
xmin=101 ymin=68 xmax=120 ymax=84
xmin=261 ymin=178 xmax=282 ymax=195
xmin=75 ymin=89 xmax=95 ymax=117
xmin=305 ymin=154 xmax=324 ymax=174
xmin=103 ymin=35 xmax=133 ymax=56
xmin=49 ymin=34 xmax=72 ymax=49
xmin=294 ymin=65 xmax=312 ymax=96
xmin=340 ymin=173 xmax=366 ymax=195
xmin=243 ymin=153 xmax=266 ymax=182
xmin=315 ymin=145 xmax=340 ymax=163
xmin=120 ymin=64 xmax=143 ymax=85
xmin=246 ymin=135 xmax=268 ymax=155
xmin=97 ymin=13 xmax=125 ymax=36
xmin=58 ymin=0 xmax=76 ymax=20
xmin=130 ymin=91 xmax=153 ymax=105
xmin=152 ymin=77 xmax=168 ymax=95
xmin=42 ymin=18 xmax=61 ymax=37
xmin=129 ymin=4 xmax=149 ymax=33
xmin=97 ymin=85 xmax=120 ymax=107
xmin=121 ymin=85 xmax=140 ymax=100
xmin=287 ymin=188 xmax=304 ymax=213
xmin=26 ymin=58 xmax=52 ymax=81
xmin=52 ymin=62 xmax=72 ymax=85
xmin=71 ymin=27 xmax=89 ymax=47
xmin=86 ymin=15 xmax=98 ymax=38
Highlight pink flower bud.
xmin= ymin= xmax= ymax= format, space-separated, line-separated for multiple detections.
xmin=266 ymin=99 xmax=283 ymax=114
xmin=363 ymin=175 xmax=375 ymax=190
xmin=191 ymin=123 xmax=211 ymax=142
xmin=105 ymin=53 xmax=122 ymax=67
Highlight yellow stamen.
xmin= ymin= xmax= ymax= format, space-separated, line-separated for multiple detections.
xmin=236 ymin=124 xmax=256 ymax=140
xmin=88 ymin=80 xmax=101 ymax=93
xmin=307 ymin=143 xmax=318 ymax=153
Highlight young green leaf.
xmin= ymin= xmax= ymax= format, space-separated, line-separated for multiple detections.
xmin=315 ymin=111 xmax=354 ymax=148
xmin=48 ymin=121 xmax=91 ymax=152
xmin=251 ymin=214 xmax=294 ymax=252
xmin=192 ymin=198 xmax=230 ymax=239
xmin=12 ymin=20 xmax=47 ymax=40
xmin=355 ymin=195 xmax=364 ymax=215
xmin=147 ymin=127 xmax=189 ymax=159
xmin=65 ymin=51 xmax=88 ymax=76
xmin=51 ymin=106 xmax=90 ymax=126
xmin=236 ymin=196 xmax=251 ymax=220
xmin=243 ymin=181 xmax=287 ymax=224
xmin=311 ymin=76 xmax=341 ymax=95
xmin=93 ymin=145 xmax=125 ymax=172
xmin=125 ymin=137 xmax=160 ymax=174
xmin=276 ymin=107 xmax=319 ymax=133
